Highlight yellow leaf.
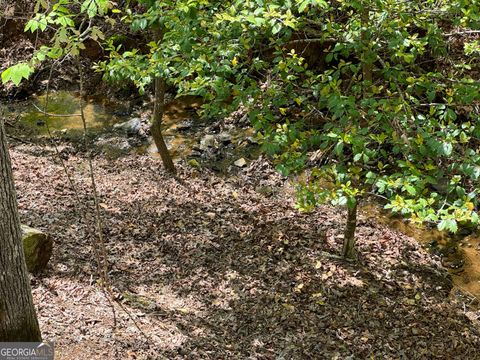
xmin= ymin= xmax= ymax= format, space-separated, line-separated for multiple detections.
xmin=320 ymin=86 xmax=330 ymax=97
xmin=231 ymin=56 xmax=238 ymax=66
xmin=188 ymin=159 xmax=200 ymax=168
xmin=404 ymin=298 xmax=415 ymax=306
xmin=467 ymin=202 xmax=474 ymax=211
xmin=294 ymin=97 xmax=302 ymax=105
xmin=279 ymin=107 xmax=287 ymax=115
xmin=415 ymin=134 xmax=423 ymax=145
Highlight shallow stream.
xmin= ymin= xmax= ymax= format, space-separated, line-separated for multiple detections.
xmin=7 ymin=91 xmax=480 ymax=298
xmin=9 ymin=91 xmax=127 ymax=133
xmin=362 ymin=204 xmax=480 ymax=298
xmin=6 ymin=91 xmax=259 ymax=171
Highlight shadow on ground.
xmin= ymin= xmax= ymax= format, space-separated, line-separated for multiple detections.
xmin=12 ymin=146 xmax=480 ymax=359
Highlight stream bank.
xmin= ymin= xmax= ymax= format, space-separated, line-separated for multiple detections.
xmin=4 ymin=91 xmax=480 ymax=358
xmin=362 ymin=204 xmax=480 ymax=300
xmin=7 ymin=90 xmax=480 ymax=298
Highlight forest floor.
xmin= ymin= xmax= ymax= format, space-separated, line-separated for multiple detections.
xmin=4 ymin=6 xmax=480 ymax=359
xmin=9 ymin=136 xmax=480 ymax=359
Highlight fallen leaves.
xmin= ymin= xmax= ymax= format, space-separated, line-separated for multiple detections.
xmin=9 ymin=144 xmax=480 ymax=359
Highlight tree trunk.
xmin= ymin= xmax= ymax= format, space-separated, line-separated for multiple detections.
xmin=152 ymin=76 xmax=176 ymax=174
xmin=361 ymin=7 xmax=372 ymax=85
xmin=342 ymin=200 xmax=358 ymax=259
xmin=151 ymin=27 xmax=175 ymax=174
xmin=0 ymin=120 xmax=41 ymax=341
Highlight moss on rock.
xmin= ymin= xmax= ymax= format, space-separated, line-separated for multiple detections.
xmin=21 ymin=225 xmax=53 ymax=273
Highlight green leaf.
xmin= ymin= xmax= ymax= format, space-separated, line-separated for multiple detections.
xmin=404 ymin=184 xmax=417 ymax=196
xmin=438 ymin=219 xmax=458 ymax=233
xmin=272 ymin=22 xmax=282 ymax=34
xmin=1 ymin=63 xmax=34 ymax=86
xmin=442 ymin=142 xmax=453 ymax=156
xmin=346 ymin=196 xmax=357 ymax=209
xmin=81 ymin=0 xmax=98 ymax=18
xmin=297 ymin=0 xmax=309 ymax=12
xmin=334 ymin=142 xmax=344 ymax=156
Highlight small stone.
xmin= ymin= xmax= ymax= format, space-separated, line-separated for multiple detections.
xmin=190 ymin=149 xmax=203 ymax=157
xmin=234 ymin=158 xmax=247 ymax=167
xmin=200 ymin=134 xmax=217 ymax=149
xmin=95 ymin=137 xmax=131 ymax=153
xmin=255 ymin=186 xmax=273 ymax=196
xmin=217 ymin=132 xmax=232 ymax=144
xmin=206 ymin=212 xmax=216 ymax=219
xmin=176 ymin=119 xmax=194 ymax=130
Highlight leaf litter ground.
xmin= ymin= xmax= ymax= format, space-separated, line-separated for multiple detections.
xmin=9 ymin=143 xmax=480 ymax=359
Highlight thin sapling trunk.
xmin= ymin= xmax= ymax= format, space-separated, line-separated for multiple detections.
xmin=151 ymin=27 xmax=176 ymax=174
xmin=152 ymin=76 xmax=176 ymax=174
xmin=342 ymin=199 xmax=358 ymax=259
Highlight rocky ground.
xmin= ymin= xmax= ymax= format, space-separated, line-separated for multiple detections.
xmin=8 ymin=135 xmax=480 ymax=359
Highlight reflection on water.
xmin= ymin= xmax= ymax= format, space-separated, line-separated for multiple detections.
xmin=362 ymin=203 xmax=480 ymax=297
xmin=17 ymin=91 xmax=127 ymax=133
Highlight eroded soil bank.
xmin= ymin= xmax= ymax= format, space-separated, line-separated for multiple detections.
xmin=9 ymin=139 xmax=480 ymax=359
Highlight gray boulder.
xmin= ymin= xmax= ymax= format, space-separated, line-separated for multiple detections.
xmin=114 ymin=118 xmax=142 ymax=135
xmin=95 ymin=137 xmax=131 ymax=156
xmin=217 ymin=132 xmax=232 ymax=144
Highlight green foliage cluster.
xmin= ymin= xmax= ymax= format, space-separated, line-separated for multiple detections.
xmin=2 ymin=0 xmax=112 ymax=85
xmin=5 ymin=0 xmax=480 ymax=237
xmin=204 ymin=0 xmax=480 ymax=234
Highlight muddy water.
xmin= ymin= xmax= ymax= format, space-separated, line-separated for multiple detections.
xmin=140 ymin=95 xmax=204 ymax=158
xmin=140 ymin=95 xmax=261 ymax=170
xmin=362 ymin=203 xmax=480 ymax=297
xmin=14 ymin=91 xmax=128 ymax=133
xmin=13 ymin=91 xmax=259 ymax=168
